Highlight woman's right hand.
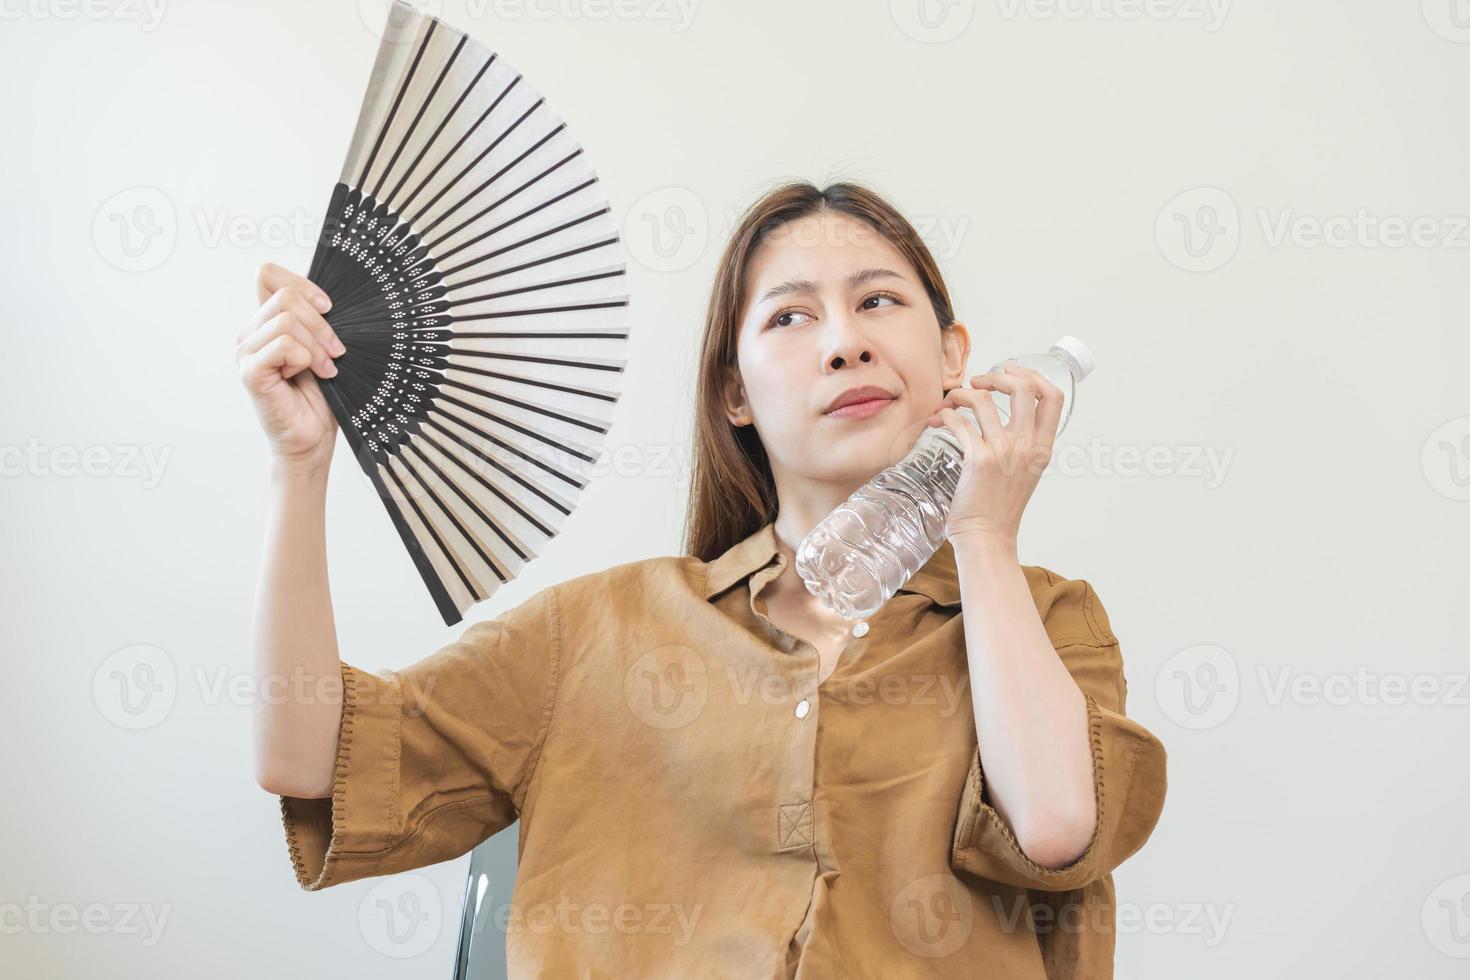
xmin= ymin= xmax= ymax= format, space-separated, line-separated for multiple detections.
xmin=235 ymin=262 xmax=346 ymax=473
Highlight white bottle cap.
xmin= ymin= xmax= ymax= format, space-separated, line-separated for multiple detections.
xmin=1053 ymin=335 xmax=1095 ymax=381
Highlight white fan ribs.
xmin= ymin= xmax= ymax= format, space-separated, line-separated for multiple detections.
xmin=305 ymin=0 xmax=628 ymax=624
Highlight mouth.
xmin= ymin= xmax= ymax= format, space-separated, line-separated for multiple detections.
xmin=824 ymin=395 xmax=896 ymax=420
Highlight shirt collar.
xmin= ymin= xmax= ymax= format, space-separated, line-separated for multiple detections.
xmin=701 ymin=518 xmax=961 ymax=608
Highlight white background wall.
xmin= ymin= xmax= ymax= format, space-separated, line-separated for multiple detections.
xmin=2 ymin=0 xmax=1466 ymax=976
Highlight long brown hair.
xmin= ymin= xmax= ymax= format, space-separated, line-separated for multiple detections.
xmin=682 ymin=179 xmax=959 ymax=561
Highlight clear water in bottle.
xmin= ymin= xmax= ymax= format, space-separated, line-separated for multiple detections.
xmin=795 ymin=336 xmax=1095 ymax=619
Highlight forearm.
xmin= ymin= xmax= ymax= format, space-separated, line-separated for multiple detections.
xmin=250 ymin=460 xmax=344 ymax=799
xmin=953 ymin=534 xmax=1095 ymax=868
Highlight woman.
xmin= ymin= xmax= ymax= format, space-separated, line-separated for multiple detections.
xmin=240 ymin=179 xmax=1167 ymax=978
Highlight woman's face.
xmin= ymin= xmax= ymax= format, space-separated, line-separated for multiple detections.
xmin=724 ymin=210 xmax=971 ymax=492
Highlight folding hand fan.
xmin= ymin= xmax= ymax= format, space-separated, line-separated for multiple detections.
xmin=307 ymin=1 xmax=630 ymax=626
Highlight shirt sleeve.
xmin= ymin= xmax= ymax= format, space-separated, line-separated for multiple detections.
xmin=950 ymin=574 xmax=1168 ymax=892
xmin=276 ymin=582 xmax=563 ymax=892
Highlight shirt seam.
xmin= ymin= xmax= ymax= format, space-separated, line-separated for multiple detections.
xmin=323 ymin=794 xmax=502 ymax=859
xmin=1080 ymin=580 xmax=1118 ymax=645
xmin=1049 ymin=635 xmax=1120 ymax=651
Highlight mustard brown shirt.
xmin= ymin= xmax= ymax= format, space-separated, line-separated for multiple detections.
xmin=277 ymin=519 xmax=1168 ymax=977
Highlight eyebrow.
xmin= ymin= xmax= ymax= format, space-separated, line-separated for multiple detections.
xmin=755 ymin=267 xmax=906 ymax=307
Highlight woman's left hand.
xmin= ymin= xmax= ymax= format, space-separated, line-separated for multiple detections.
xmin=925 ymin=361 xmax=1066 ymax=549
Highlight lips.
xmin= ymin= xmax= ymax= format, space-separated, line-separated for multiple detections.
xmin=823 ymin=385 xmax=897 ymax=414
xmin=825 ymin=397 xmax=894 ymax=420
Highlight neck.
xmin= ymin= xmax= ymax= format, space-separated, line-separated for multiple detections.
xmin=766 ymin=498 xmax=854 ymax=614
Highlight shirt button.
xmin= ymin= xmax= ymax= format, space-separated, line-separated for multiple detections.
xmin=795 ymin=698 xmax=811 ymax=719
xmin=852 ymin=621 xmax=869 ymax=637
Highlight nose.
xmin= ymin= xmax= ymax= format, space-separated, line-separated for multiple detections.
xmin=829 ymin=349 xmax=872 ymax=369
xmin=822 ymin=315 xmax=875 ymax=371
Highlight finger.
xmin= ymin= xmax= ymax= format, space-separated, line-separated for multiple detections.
xmin=1025 ymin=368 xmax=1066 ymax=447
xmin=238 ymin=334 xmax=314 ymax=394
xmin=930 ymin=406 xmax=979 ymax=461
xmin=938 ymin=385 xmax=1007 ymax=445
xmin=993 ymin=361 xmax=1037 ymax=433
xmin=237 ymin=312 xmax=338 ymax=378
xmin=237 ymin=284 xmax=322 ymax=342
xmin=257 ymin=261 xmax=332 ymax=313
xmin=1001 ymin=361 xmax=1038 ymax=432
xmin=240 ymin=285 xmax=345 ymax=360
xmin=236 ymin=309 xmax=323 ymax=363
xmin=274 ymin=285 xmax=346 ymax=359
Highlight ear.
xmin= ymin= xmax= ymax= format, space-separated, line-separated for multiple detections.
xmin=721 ymin=366 xmax=752 ymax=426
xmin=940 ymin=320 xmax=972 ymax=393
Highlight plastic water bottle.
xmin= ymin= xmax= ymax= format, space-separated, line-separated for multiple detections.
xmin=794 ymin=336 xmax=1096 ymax=619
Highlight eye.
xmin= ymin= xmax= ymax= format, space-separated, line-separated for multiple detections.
xmin=861 ymin=291 xmax=902 ymax=311
xmin=768 ymin=308 xmax=811 ymax=329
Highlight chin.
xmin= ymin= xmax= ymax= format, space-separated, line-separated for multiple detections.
xmin=831 ymin=413 xmax=926 ymax=466
xmin=809 ymin=443 xmax=901 ymax=485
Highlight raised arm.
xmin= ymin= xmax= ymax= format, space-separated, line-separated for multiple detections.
xmin=235 ymin=261 xmax=348 ymax=800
